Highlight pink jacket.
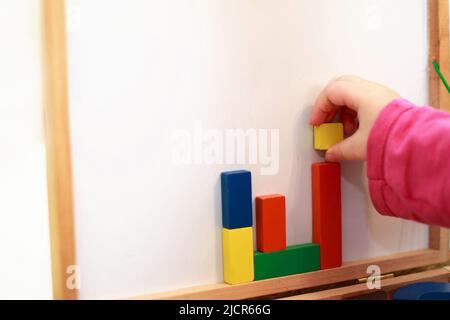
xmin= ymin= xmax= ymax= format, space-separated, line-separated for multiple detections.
xmin=367 ymin=99 xmax=450 ymax=228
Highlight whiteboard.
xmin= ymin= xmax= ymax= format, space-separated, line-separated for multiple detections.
xmin=66 ymin=0 xmax=429 ymax=299
xmin=0 ymin=0 xmax=52 ymax=299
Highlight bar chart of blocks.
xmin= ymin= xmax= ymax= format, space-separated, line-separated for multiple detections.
xmin=221 ymin=123 xmax=344 ymax=285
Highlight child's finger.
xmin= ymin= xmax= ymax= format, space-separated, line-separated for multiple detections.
xmin=310 ymin=87 xmax=338 ymax=126
xmin=325 ymin=131 xmax=365 ymax=162
xmin=310 ymin=79 xmax=361 ymax=126
xmin=326 ymin=79 xmax=361 ymax=111
xmin=341 ymin=107 xmax=358 ymax=136
xmin=326 ymin=109 xmax=340 ymax=122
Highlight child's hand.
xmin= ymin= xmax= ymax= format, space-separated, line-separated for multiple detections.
xmin=310 ymin=76 xmax=401 ymax=161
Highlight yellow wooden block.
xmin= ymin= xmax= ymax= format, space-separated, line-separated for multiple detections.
xmin=222 ymin=227 xmax=254 ymax=285
xmin=314 ymin=123 xmax=344 ymax=150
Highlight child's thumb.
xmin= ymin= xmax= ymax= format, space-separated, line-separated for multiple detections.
xmin=325 ymin=133 xmax=364 ymax=162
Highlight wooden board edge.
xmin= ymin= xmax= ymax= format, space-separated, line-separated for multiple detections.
xmin=281 ymin=267 xmax=450 ymax=300
xmin=429 ymin=0 xmax=450 ymax=109
xmin=42 ymin=0 xmax=78 ymax=300
xmin=429 ymin=227 xmax=449 ymax=259
xmin=130 ymin=249 xmax=444 ymax=300
xmin=428 ymin=0 xmax=450 ymax=260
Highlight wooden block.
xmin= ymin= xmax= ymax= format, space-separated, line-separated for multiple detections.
xmin=256 ymin=195 xmax=287 ymax=253
xmin=312 ymin=162 xmax=342 ymax=269
xmin=221 ymin=171 xmax=253 ymax=229
xmin=254 ymin=244 xmax=320 ymax=281
xmin=222 ymin=227 xmax=254 ymax=285
xmin=314 ymin=123 xmax=344 ymax=150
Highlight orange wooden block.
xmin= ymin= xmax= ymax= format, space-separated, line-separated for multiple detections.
xmin=256 ymin=195 xmax=287 ymax=253
xmin=312 ymin=163 xmax=342 ymax=269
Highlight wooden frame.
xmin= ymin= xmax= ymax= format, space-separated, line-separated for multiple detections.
xmin=42 ymin=0 xmax=449 ymax=300
xmin=430 ymin=0 xmax=450 ymax=111
xmin=282 ymin=267 xmax=450 ymax=300
xmin=133 ymin=249 xmax=449 ymax=300
xmin=42 ymin=0 xmax=77 ymax=300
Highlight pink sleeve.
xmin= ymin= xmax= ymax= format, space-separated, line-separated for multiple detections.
xmin=367 ymin=99 xmax=450 ymax=228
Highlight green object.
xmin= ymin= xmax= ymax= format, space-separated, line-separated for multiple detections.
xmin=254 ymin=243 xmax=320 ymax=281
xmin=433 ymin=60 xmax=450 ymax=94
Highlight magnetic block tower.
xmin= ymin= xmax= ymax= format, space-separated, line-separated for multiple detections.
xmin=221 ymin=171 xmax=321 ymax=284
xmin=253 ymin=195 xmax=320 ymax=280
xmin=314 ymin=123 xmax=344 ymax=150
xmin=221 ymin=122 xmax=344 ymax=284
xmin=311 ymin=123 xmax=344 ymax=270
xmin=221 ymin=171 xmax=254 ymax=284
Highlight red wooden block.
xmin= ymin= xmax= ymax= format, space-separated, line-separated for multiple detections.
xmin=256 ymin=195 xmax=287 ymax=253
xmin=312 ymin=163 xmax=342 ymax=269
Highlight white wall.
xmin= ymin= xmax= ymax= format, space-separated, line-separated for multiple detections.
xmin=66 ymin=0 xmax=430 ymax=299
xmin=0 ymin=0 xmax=53 ymax=299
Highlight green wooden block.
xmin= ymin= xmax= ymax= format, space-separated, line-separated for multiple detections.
xmin=254 ymin=243 xmax=320 ymax=281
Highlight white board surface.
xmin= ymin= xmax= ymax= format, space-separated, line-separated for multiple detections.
xmin=0 ymin=0 xmax=53 ymax=299
xmin=66 ymin=0 xmax=429 ymax=299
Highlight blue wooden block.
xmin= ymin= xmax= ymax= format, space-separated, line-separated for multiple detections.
xmin=393 ymin=282 xmax=450 ymax=300
xmin=221 ymin=170 xmax=253 ymax=229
